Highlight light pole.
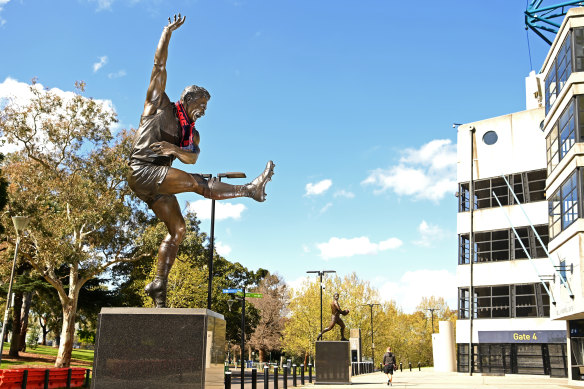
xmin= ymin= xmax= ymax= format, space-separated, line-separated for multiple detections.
xmin=0 ymin=216 xmax=29 ymax=366
xmin=203 ymin=172 xmax=246 ymax=310
xmin=306 ymin=270 xmax=336 ymax=336
xmin=360 ymin=303 xmax=381 ymax=369
xmin=228 ymin=287 xmax=247 ymax=389
xmin=426 ymin=308 xmax=436 ymax=333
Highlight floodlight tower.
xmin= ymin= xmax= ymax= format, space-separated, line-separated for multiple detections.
xmin=525 ymin=1 xmax=584 ymax=45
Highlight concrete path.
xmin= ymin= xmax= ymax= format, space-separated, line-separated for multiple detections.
xmin=306 ymin=369 xmax=583 ymax=389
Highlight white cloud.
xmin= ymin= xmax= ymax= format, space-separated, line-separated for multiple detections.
xmin=379 ymin=269 xmax=457 ymax=313
xmin=0 ymin=0 xmax=10 ymax=26
xmin=93 ymin=56 xmax=108 ymax=72
xmin=413 ymin=220 xmax=446 ymax=247
xmin=0 ymin=77 xmax=116 ymax=153
xmin=362 ymin=139 xmax=457 ymax=202
xmin=320 ymin=202 xmax=333 ymax=214
xmin=334 ymin=190 xmax=355 ymax=199
xmin=187 ymin=199 xmax=246 ymax=220
xmin=108 ymin=70 xmax=126 ymax=79
xmin=302 ymin=244 xmax=310 ymax=254
xmin=305 ymin=179 xmax=332 ymax=196
xmin=215 ymin=241 xmax=232 ymax=256
xmin=317 ymin=236 xmax=403 ymax=259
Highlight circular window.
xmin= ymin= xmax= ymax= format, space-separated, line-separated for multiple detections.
xmin=483 ymin=131 xmax=498 ymax=145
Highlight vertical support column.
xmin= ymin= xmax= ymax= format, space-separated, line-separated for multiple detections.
xmin=292 ymin=364 xmax=297 ymax=387
xmin=225 ymin=371 xmax=232 ymax=389
xmin=308 ymin=363 xmax=312 ymax=383
xmin=283 ymin=365 xmax=288 ymax=389
xmin=300 ymin=364 xmax=305 ymax=385
xmin=273 ymin=366 xmax=278 ymax=389
xmin=252 ymin=368 xmax=257 ymax=389
xmin=264 ymin=365 xmax=269 ymax=389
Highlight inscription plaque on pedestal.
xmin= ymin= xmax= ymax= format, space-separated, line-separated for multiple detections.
xmin=91 ymin=308 xmax=225 ymax=389
xmin=315 ymin=341 xmax=351 ymax=384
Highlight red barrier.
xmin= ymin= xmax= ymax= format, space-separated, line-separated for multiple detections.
xmin=0 ymin=367 xmax=87 ymax=388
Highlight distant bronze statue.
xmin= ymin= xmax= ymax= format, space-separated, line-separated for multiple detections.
xmin=128 ymin=14 xmax=275 ymax=308
xmin=317 ymin=293 xmax=350 ymax=341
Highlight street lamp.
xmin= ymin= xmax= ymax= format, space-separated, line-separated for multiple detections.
xmin=202 ymin=172 xmax=246 ymax=310
xmin=426 ymin=308 xmax=436 ymax=333
xmin=360 ymin=303 xmax=381 ymax=369
xmin=0 ymin=216 xmax=29 ymax=366
xmin=306 ymin=270 xmax=336 ymax=336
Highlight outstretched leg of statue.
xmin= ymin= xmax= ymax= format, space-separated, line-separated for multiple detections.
xmin=317 ymin=316 xmax=337 ymax=340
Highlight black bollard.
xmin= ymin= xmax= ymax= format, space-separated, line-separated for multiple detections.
xmin=84 ymin=369 xmax=91 ymax=388
xmin=400 ymin=362 xmax=402 ymax=372
xmin=252 ymin=368 xmax=257 ymax=389
xmin=273 ymin=366 xmax=279 ymax=389
xmin=225 ymin=371 xmax=232 ymax=389
xmin=22 ymin=370 xmax=28 ymax=389
xmin=44 ymin=369 xmax=50 ymax=389
xmin=418 ymin=362 xmax=421 ymax=371
xmin=300 ymin=364 xmax=305 ymax=385
xmin=283 ymin=365 xmax=288 ymax=389
xmin=308 ymin=363 xmax=313 ymax=383
xmin=264 ymin=366 xmax=270 ymax=389
xmin=66 ymin=368 xmax=72 ymax=389
xmin=292 ymin=364 xmax=297 ymax=387
xmin=409 ymin=362 xmax=412 ymax=372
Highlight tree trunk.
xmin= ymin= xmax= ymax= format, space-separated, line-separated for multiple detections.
xmin=39 ymin=316 xmax=48 ymax=346
xmin=8 ymin=291 xmax=23 ymax=357
xmin=55 ymin=296 xmax=79 ymax=367
xmin=259 ymin=349 xmax=266 ymax=362
xmin=18 ymin=291 xmax=32 ymax=352
xmin=304 ymin=351 xmax=308 ymax=367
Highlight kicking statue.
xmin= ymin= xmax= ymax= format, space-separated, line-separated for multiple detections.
xmin=317 ymin=293 xmax=350 ymax=341
xmin=128 ymin=14 xmax=274 ymax=308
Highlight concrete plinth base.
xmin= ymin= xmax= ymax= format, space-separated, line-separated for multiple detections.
xmin=91 ymin=308 xmax=225 ymax=389
xmin=315 ymin=341 xmax=351 ymax=384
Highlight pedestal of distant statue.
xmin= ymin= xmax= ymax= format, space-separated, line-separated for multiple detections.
xmin=315 ymin=341 xmax=351 ymax=384
xmin=91 ymin=308 xmax=225 ymax=389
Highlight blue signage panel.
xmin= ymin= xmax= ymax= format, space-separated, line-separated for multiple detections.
xmin=222 ymin=288 xmax=242 ymax=294
xmin=478 ymin=330 xmax=566 ymax=344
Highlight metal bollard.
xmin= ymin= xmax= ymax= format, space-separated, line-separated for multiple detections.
xmin=273 ymin=366 xmax=279 ymax=389
xmin=308 ymin=363 xmax=312 ymax=383
xmin=84 ymin=369 xmax=91 ymax=388
xmin=400 ymin=362 xmax=402 ymax=372
xmin=300 ymin=364 xmax=305 ymax=385
xmin=409 ymin=362 xmax=412 ymax=372
xmin=283 ymin=365 xmax=288 ymax=389
xmin=66 ymin=368 xmax=72 ymax=389
xmin=264 ymin=366 xmax=270 ymax=389
xmin=252 ymin=368 xmax=257 ymax=389
xmin=418 ymin=362 xmax=421 ymax=371
xmin=225 ymin=371 xmax=232 ymax=389
xmin=22 ymin=370 xmax=28 ymax=389
xmin=44 ymin=369 xmax=50 ymax=389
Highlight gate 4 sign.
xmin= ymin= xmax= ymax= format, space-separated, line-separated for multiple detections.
xmin=478 ymin=330 xmax=566 ymax=344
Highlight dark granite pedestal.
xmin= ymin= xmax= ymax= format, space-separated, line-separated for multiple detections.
xmin=91 ymin=308 xmax=225 ymax=389
xmin=315 ymin=341 xmax=351 ymax=384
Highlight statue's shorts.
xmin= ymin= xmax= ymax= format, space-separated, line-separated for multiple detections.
xmin=128 ymin=162 xmax=173 ymax=207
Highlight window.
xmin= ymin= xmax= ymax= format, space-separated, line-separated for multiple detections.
xmin=546 ymin=31 xmax=574 ymax=114
xmin=545 ymin=97 xmax=584 ymax=174
xmin=458 ymin=170 xmax=546 ymax=212
xmin=459 ymin=288 xmax=470 ymax=319
xmin=458 ymin=225 xmax=549 ymax=264
xmin=458 ymin=283 xmax=550 ymax=319
xmin=549 ymin=170 xmax=580 ymax=239
xmin=483 ymin=131 xmax=498 ymax=145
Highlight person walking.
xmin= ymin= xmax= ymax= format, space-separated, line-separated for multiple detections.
xmin=382 ymin=346 xmax=396 ymax=386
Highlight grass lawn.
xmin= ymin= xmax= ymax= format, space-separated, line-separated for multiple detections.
xmin=0 ymin=343 xmax=94 ymax=369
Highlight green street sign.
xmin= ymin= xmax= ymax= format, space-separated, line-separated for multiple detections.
xmin=235 ymin=291 xmax=263 ymax=298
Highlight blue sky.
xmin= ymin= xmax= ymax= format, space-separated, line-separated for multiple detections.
xmin=0 ymin=1 xmax=554 ymax=312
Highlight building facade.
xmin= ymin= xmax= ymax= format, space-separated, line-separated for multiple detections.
xmin=455 ymin=81 xmax=568 ymax=376
xmin=540 ymin=7 xmax=584 ymax=382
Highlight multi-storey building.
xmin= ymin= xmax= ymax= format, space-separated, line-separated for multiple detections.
xmin=540 ymin=7 xmax=584 ymax=382
xmin=455 ymin=74 xmax=568 ymax=376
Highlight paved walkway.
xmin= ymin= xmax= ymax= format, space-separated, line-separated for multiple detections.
xmin=306 ymin=369 xmax=584 ymax=388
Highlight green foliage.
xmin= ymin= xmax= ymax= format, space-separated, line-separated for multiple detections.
xmin=26 ymin=322 xmax=41 ymax=350
xmin=77 ymin=328 xmax=95 ymax=345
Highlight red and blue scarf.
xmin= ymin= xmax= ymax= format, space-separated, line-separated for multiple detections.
xmin=175 ymin=102 xmax=196 ymax=151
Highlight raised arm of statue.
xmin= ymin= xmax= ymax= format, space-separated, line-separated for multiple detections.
xmin=143 ymin=14 xmax=186 ymax=116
